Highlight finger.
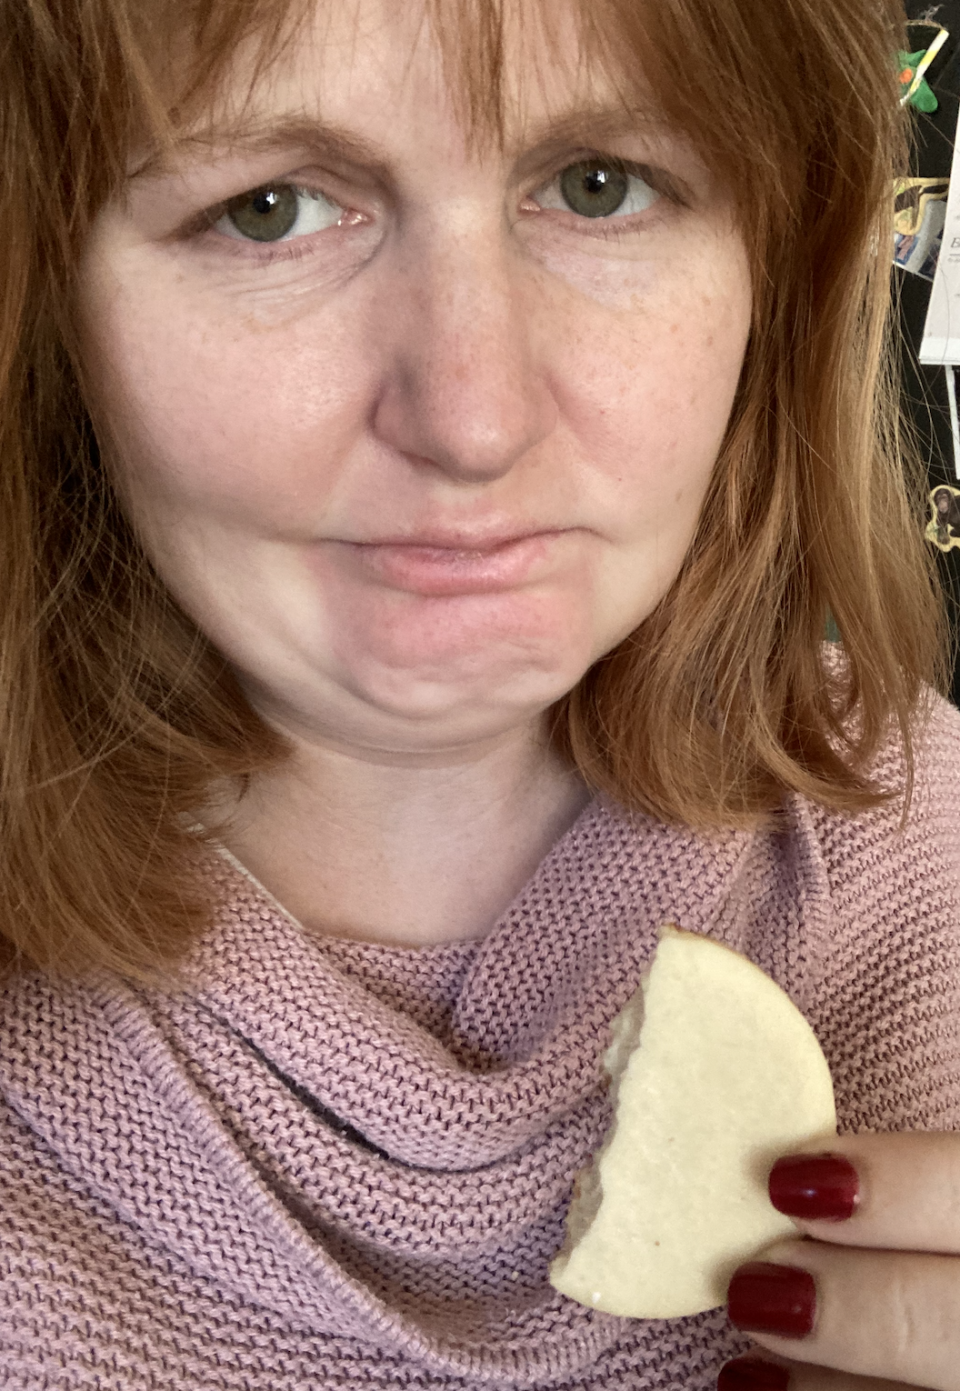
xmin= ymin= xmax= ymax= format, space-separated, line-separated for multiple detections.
xmin=719 ymin=1352 xmax=921 ymax=1391
xmin=767 ymin=1133 xmax=960 ymax=1252
xmin=726 ymin=1240 xmax=960 ymax=1390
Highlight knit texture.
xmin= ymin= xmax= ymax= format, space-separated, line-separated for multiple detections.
xmin=3 ymin=695 xmax=960 ymax=1389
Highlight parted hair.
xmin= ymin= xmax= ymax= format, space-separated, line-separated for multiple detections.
xmin=0 ymin=0 xmax=945 ymax=984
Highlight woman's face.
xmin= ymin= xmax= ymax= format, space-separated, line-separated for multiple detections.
xmin=77 ymin=0 xmax=752 ymax=756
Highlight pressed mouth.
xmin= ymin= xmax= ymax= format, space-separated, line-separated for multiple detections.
xmin=352 ymin=527 xmax=568 ymax=552
xmin=336 ymin=529 xmax=571 ymax=595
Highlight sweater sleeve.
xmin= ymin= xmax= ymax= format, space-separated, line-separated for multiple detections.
xmin=806 ymin=691 xmax=960 ymax=1134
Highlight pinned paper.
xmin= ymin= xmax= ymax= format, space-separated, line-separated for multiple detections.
xmin=894 ymin=177 xmax=949 ymax=280
xmin=918 ymin=101 xmax=960 ymax=367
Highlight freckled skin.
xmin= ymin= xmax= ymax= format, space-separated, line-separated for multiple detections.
xmin=76 ymin=0 xmax=752 ymax=759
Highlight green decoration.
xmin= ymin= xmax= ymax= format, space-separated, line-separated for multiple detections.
xmin=898 ymin=49 xmax=939 ymax=112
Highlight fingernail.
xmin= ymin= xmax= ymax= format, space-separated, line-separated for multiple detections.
xmin=769 ymin=1152 xmax=859 ymax=1221
xmin=717 ymin=1358 xmax=790 ymax=1390
xmin=727 ymin=1261 xmax=816 ymax=1338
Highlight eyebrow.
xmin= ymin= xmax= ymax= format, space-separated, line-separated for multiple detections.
xmin=129 ymin=102 xmax=671 ymax=184
xmin=129 ymin=117 xmax=390 ymax=182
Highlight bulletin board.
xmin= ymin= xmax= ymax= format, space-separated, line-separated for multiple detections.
xmin=899 ymin=1 xmax=960 ymax=701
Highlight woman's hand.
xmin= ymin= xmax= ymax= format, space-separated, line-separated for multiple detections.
xmin=717 ymin=1134 xmax=960 ymax=1391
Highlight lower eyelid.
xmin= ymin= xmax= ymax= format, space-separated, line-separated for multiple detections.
xmin=199 ymin=205 xmax=372 ymax=267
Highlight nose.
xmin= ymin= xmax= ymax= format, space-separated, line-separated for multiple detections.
xmin=370 ymin=225 xmax=557 ymax=484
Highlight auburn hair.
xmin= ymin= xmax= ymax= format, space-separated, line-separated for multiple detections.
xmin=0 ymin=0 xmax=945 ymax=984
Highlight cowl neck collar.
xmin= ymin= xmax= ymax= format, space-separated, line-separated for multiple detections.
xmin=0 ymin=796 xmax=753 ymax=1383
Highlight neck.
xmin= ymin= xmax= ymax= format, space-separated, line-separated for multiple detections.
xmin=214 ymin=721 xmax=591 ymax=949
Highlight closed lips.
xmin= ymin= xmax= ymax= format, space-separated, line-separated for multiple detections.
xmin=345 ymin=532 xmax=565 ymax=595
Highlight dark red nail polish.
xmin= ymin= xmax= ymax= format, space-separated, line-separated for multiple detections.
xmin=717 ymin=1358 xmax=790 ymax=1391
xmin=727 ymin=1261 xmax=816 ymax=1338
xmin=769 ymin=1152 xmax=859 ymax=1221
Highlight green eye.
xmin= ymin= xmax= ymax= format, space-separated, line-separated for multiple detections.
xmin=225 ymin=185 xmax=300 ymax=242
xmin=215 ymin=183 xmax=345 ymax=244
xmin=559 ymin=162 xmax=630 ymax=218
xmin=532 ymin=159 xmax=661 ymax=222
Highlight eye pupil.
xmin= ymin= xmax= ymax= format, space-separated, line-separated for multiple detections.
xmin=560 ymin=162 xmax=630 ymax=219
xmin=226 ymin=184 xmax=299 ymax=242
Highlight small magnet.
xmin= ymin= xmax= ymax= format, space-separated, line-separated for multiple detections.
xmin=926 ymin=482 xmax=960 ymax=551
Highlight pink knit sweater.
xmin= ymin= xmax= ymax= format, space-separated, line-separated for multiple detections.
xmin=3 ymin=696 xmax=960 ymax=1390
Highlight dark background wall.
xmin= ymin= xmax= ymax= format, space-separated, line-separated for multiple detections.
xmin=899 ymin=1 xmax=960 ymax=700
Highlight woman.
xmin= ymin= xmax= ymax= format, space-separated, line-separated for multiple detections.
xmin=1 ymin=0 xmax=959 ymax=1387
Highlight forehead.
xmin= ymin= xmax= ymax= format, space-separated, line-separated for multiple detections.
xmin=152 ymin=0 xmax=664 ymax=169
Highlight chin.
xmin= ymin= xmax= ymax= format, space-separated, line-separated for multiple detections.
xmin=323 ymin=656 xmax=590 ymax=748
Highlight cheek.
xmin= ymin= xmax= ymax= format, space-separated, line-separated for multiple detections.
xmin=554 ymin=269 xmax=750 ymax=529
xmin=82 ymin=281 xmax=373 ymax=531
xmin=538 ymin=246 xmax=750 ymax=640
